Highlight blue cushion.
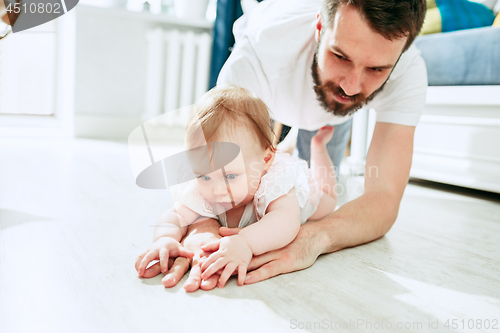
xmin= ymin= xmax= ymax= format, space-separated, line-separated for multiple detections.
xmin=436 ymin=0 xmax=495 ymax=33
xmin=415 ymin=26 xmax=500 ymax=85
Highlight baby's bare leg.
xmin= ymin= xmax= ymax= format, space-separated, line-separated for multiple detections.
xmin=308 ymin=193 xmax=337 ymax=220
xmin=310 ymin=126 xmax=337 ymax=200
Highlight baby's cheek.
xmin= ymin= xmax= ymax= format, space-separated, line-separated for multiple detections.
xmin=197 ymin=182 xmax=212 ymax=200
xmin=229 ymin=179 xmax=249 ymax=202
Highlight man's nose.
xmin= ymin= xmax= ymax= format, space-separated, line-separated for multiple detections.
xmin=340 ymin=68 xmax=362 ymax=96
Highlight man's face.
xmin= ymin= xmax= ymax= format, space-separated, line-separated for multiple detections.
xmin=312 ymin=4 xmax=407 ymax=116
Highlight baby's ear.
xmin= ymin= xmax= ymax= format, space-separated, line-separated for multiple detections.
xmin=263 ymin=148 xmax=275 ymax=172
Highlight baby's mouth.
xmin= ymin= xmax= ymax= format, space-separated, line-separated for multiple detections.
xmin=217 ymin=202 xmax=234 ymax=209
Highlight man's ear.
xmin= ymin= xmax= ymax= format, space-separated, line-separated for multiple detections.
xmin=315 ymin=13 xmax=322 ymax=42
xmin=263 ymin=148 xmax=275 ymax=172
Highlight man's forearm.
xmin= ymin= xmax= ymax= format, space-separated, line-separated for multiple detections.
xmin=312 ymin=190 xmax=400 ymax=255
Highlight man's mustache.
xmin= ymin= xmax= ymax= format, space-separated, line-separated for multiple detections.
xmin=318 ymin=81 xmax=367 ymax=105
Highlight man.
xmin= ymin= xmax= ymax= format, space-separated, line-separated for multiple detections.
xmin=137 ymin=0 xmax=427 ymax=291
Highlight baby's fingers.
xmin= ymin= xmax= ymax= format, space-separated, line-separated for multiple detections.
xmin=200 ymin=240 xmax=221 ymax=253
xmin=217 ymin=262 xmax=238 ymax=288
xmin=138 ymin=250 xmax=159 ymax=276
xmin=237 ymin=264 xmax=247 ymax=286
xmin=200 ymin=251 xmax=222 ymax=272
xmin=201 ymin=257 xmax=227 ymax=280
xmin=135 ymin=252 xmax=146 ymax=272
xmin=175 ymin=246 xmax=194 ymax=259
xmin=159 ymin=247 xmax=170 ymax=274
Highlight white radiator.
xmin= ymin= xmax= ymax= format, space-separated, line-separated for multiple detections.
xmin=144 ymin=27 xmax=212 ymax=126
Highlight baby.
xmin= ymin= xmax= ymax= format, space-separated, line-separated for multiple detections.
xmin=136 ymin=85 xmax=338 ymax=288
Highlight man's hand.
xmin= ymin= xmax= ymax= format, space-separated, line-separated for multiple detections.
xmin=137 ymin=218 xmax=223 ymax=292
xmin=218 ymin=223 xmax=325 ymax=284
xmin=200 ymin=235 xmax=253 ymax=287
xmin=135 ymin=236 xmax=194 ymax=277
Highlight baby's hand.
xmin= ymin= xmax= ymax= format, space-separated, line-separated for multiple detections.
xmin=200 ymin=235 xmax=252 ymax=287
xmin=136 ymin=237 xmax=194 ymax=277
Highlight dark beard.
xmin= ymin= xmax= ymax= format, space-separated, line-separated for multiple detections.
xmin=310 ymin=50 xmax=387 ymax=117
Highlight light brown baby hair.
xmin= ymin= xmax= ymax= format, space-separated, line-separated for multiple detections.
xmin=186 ymin=85 xmax=276 ymax=153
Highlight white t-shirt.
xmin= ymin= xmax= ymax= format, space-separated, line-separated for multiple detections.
xmin=217 ymin=0 xmax=428 ymax=130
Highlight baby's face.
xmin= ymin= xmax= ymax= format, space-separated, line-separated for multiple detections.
xmin=191 ymin=128 xmax=267 ymax=213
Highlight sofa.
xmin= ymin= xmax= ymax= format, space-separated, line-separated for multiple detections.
xmin=410 ymin=9 xmax=500 ymax=193
xmin=348 ymin=0 xmax=500 ymax=193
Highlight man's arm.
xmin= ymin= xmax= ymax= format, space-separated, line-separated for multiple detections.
xmin=313 ymin=121 xmax=414 ymax=252
xmin=243 ymin=122 xmax=415 ymax=283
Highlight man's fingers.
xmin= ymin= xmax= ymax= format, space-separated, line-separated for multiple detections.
xmin=163 ymin=257 xmax=189 ymax=287
xmin=247 ymin=250 xmax=282 ymax=271
xmin=200 ymin=274 xmax=219 ymax=291
xmin=159 ymin=247 xmax=169 ymax=274
xmin=219 ymin=227 xmax=242 ymax=237
xmin=142 ymin=261 xmax=161 ymax=278
xmin=245 ymin=260 xmax=283 ymax=285
xmin=183 ymin=262 xmax=202 ymax=292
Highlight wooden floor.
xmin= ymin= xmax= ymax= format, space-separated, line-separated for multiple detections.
xmin=1 ymin=137 xmax=499 ymax=333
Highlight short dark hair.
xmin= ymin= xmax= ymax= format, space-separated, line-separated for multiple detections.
xmin=321 ymin=0 xmax=426 ymax=52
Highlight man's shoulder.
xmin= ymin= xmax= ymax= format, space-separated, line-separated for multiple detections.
xmin=368 ymin=45 xmax=428 ymax=126
xmin=232 ymin=0 xmax=321 ymax=78
xmin=386 ymin=44 xmax=426 ymax=83
xmin=235 ymin=0 xmax=322 ymax=40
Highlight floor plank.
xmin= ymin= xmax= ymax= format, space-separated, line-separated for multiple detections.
xmin=1 ymin=137 xmax=499 ymax=333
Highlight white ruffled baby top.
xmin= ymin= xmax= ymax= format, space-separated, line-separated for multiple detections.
xmin=176 ymin=152 xmax=322 ymax=228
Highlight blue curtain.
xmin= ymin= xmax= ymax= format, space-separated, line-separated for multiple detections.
xmin=209 ymin=0 xmax=264 ymax=89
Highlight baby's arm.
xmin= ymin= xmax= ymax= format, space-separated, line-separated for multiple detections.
xmin=200 ymin=189 xmax=301 ymax=286
xmin=136 ymin=203 xmax=200 ymax=277
xmin=152 ymin=202 xmax=199 ymax=242
xmin=239 ymin=188 xmax=301 ymax=254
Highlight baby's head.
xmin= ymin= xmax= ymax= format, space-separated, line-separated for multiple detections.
xmin=185 ymin=85 xmax=276 ymax=211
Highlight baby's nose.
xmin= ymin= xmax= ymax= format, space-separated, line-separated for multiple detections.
xmin=213 ymin=180 xmax=229 ymax=196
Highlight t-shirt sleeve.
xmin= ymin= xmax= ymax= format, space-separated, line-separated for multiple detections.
xmin=369 ymin=54 xmax=428 ymax=127
xmin=216 ymin=37 xmax=271 ymax=104
xmin=253 ymin=156 xmax=309 ymax=220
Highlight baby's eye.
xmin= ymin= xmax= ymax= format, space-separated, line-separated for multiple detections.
xmin=198 ymin=175 xmax=211 ymax=181
xmin=226 ymin=174 xmax=237 ymax=180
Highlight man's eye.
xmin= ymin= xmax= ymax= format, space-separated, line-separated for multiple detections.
xmin=371 ymin=67 xmax=383 ymax=72
xmin=198 ymin=175 xmax=211 ymax=181
xmin=226 ymin=174 xmax=237 ymax=180
xmin=334 ymin=53 xmax=346 ymax=60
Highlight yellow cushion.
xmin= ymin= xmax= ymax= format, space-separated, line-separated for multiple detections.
xmin=427 ymin=0 xmax=437 ymax=9
xmin=420 ymin=7 xmax=442 ymax=35
xmin=493 ymin=13 xmax=500 ymax=26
